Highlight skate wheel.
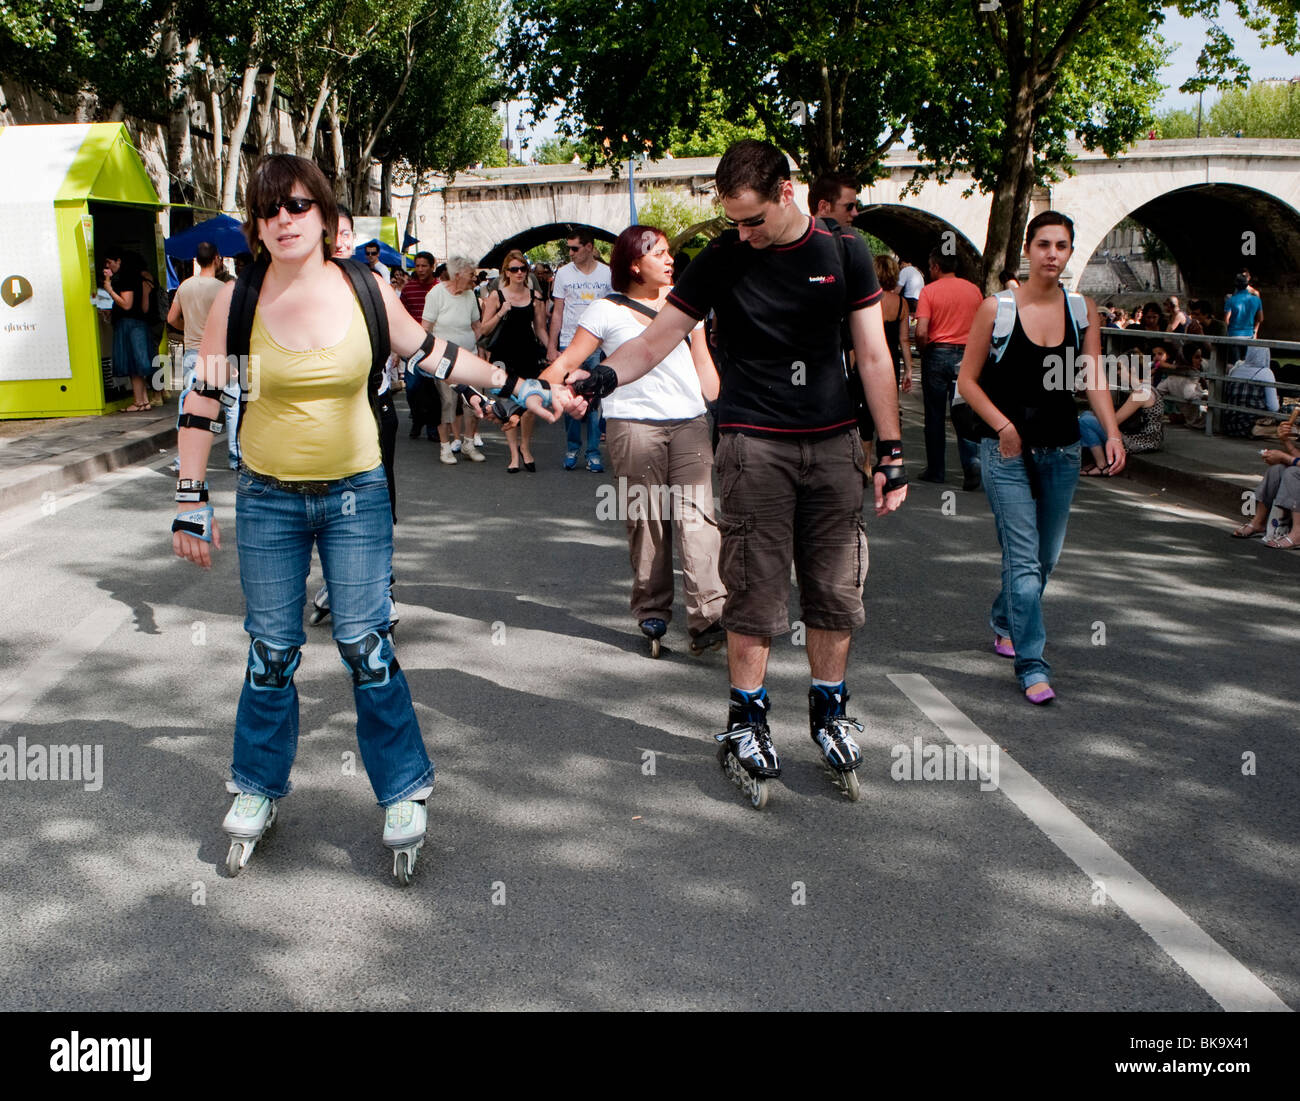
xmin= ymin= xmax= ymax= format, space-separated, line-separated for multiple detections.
xmin=841 ymin=768 xmax=861 ymax=802
xmin=748 ymin=778 xmax=768 ymax=811
xmin=226 ymin=841 xmax=244 ymax=877
xmin=394 ymin=849 xmax=412 ymax=887
xmin=649 ymin=637 xmax=661 ymax=659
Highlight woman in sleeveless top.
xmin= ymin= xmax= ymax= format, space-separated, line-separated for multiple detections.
xmin=957 ymin=210 xmax=1126 ymax=705
xmin=479 ymin=249 xmax=549 ymax=471
xmin=873 ymin=254 xmax=913 ymax=392
xmin=544 ymin=225 xmax=726 ymax=654
xmin=171 ymin=155 xmax=576 ymax=882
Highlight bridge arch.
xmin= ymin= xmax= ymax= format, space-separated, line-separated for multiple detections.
xmin=478 ymin=222 xmax=617 ymax=269
xmin=854 ymin=204 xmax=983 ymax=281
xmin=1073 ymin=183 xmax=1300 ymax=338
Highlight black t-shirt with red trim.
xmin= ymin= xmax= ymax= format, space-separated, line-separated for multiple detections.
xmin=667 ymin=217 xmax=881 ymax=438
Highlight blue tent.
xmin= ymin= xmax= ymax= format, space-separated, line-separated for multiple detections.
xmin=165 ymin=214 xmax=248 ymax=261
xmin=353 ymin=239 xmax=406 ymax=269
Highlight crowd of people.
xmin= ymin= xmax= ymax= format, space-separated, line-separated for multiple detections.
xmin=147 ymin=137 xmax=1297 ymax=882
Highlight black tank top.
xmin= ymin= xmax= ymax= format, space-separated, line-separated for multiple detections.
xmin=983 ymin=294 xmax=1082 ymax=448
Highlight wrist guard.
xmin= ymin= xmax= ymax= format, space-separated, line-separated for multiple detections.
xmin=872 ymin=462 xmax=908 ymax=492
xmin=513 ymin=378 xmax=553 ymax=410
xmin=175 ymin=478 xmax=209 ymax=504
xmin=408 ymin=334 xmax=460 ymax=381
xmin=875 ymin=438 xmax=903 ymax=461
xmin=566 ymin=363 xmax=617 ymax=399
xmin=172 ymin=505 xmax=214 ymax=542
xmin=455 ymin=384 xmax=514 ymax=422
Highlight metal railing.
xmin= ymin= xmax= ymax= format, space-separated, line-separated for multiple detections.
xmin=1098 ymin=328 xmax=1300 ymax=436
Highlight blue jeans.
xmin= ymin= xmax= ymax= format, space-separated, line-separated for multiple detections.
xmin=112 ymin=316 xmax=152 ymax=378
xmin=922 ymin=345 xmax=979 ymax=478
xmin=232 ymin=465 xmax=432 ymax=806
xmin=979 ymin=438 xmax=1080 ymax=689
xmin=1076 ymin=411 xmax=1106 ymax=449
xmin=563 ymin=348 xmax=603 ymax=462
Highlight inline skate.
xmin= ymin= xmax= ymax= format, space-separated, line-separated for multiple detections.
xmin=714 ymin=689 xmax=780 ymax=810
xmin=639 ymin=617 xmax=667 ymax=659
xmin=223 ymin=791 xmax=277 ymax=876
xmin=383 ymin=797 xmax=428 ymax=886
xmin=809 ymin=685 xmax=864 ymax=802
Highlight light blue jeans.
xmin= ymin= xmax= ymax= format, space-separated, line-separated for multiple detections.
xmin=563 ymin=347 xmax=603 ymax=462
xmin=231 ymin=464 xmax=432 ymax=806
xmin=979 ymin=438 xmax=1081 ymax=689
xmin=182 ymin=350 xmax=240 ymax=464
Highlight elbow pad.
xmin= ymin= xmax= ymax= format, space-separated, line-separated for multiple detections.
xmin=408 ymin=335 xmax=461 ymax=380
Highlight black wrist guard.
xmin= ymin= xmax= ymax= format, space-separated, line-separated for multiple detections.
xmin=875 ymin=438 xmax=903 ymax=461
xmin=872 ymin=461 xmax=908 ymax=492
xmin=567 ymin=363 xmax=618 ymax=399
xmin=408 ymin=335 xmax=461 ymax=380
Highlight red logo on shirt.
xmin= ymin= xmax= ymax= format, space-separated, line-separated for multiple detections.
xmin=808 ymin=274 xmax=837 ymax=284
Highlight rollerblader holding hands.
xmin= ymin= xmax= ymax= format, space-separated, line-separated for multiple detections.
xmin=172 ymin=154 xmax=576 ymax=882
xmin=566 ymin=141 xmax=907 ymax=807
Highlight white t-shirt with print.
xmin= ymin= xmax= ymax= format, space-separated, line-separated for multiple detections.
xmin=552 ymin=261 xmax=612 ymax=346
xmin=578 ymin=298 xmax=706 ymax=422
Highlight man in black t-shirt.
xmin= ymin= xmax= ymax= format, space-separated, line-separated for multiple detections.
xmin=565 ymin=140 xmax=907 ymax=801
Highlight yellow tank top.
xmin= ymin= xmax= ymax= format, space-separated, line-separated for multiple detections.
xmin=239 ymin=298 xmax=382 ymax=480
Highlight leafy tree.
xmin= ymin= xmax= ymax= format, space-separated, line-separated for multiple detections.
xmin=1154 ymin=108 xmax=1200 ymax=137
xmin=1207 ymin=79 xmax=1300 ymax=137
xmin=534 ymin=136 xmax=581 ymax=164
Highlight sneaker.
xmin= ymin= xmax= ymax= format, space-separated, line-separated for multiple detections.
xmin=587 ymin=457 xmax=604 ymax=473
xmin=169 ymin=456 xmax=182 ymax=473
xmin=382 ymin=799 xmax=427 ymax=849
xmin=460 ymin=440 xmax=486 ymax=462
xmin=439 ymin=443 xmax=458 ymax=465
xmin=472 ymin=434 xmax=483 ymax=447
xmin=223 ymin=792 xmax=275 ymax=838
xmin=450 ymin=439 xmax=462 ymax=453
xmin=563 ymin=452 xmax=578 ymax=471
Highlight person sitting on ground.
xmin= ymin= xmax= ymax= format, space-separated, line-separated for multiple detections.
xmin=1222 ymin=346 xmax=1280 ymax=437
xmin=1188 ymin=298 xmax=1225 ymax=337
xmin=1164 ymin=295 xmax=1189 ymax=333
xmin=1157 ymin=342 xmax=1207 ymax=427
xmin=1133 ymin=301 xmax=1164 ymax=331
xmin=1107 ymin=306 xmax=1129 ymax=328
xmin=1230 ymin=419 xmax=1300 ymax=548
xmin=1078 ymin=355 xmax=1162 ymax=472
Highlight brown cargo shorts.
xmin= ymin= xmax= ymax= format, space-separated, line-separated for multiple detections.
xmin=714 ymin=430 xmax=869 ymax=637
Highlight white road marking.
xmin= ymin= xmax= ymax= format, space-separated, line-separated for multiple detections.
xmin=0 ymin=463 xmax=160 ymax=537
xmin=888 ymin=672 xmax=1291 ymax=1013
xmin=0 ymin=605 xmax=132 ymax=736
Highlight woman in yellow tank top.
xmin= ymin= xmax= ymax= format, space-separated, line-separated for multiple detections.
xmin=170 ymin=154 xmax=580 ymax=885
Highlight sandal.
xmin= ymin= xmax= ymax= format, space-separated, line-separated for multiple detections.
xmin=1230 ymin=522 xmax=1265 ymax=539
xmin=1081 ymin=465 xmax=1109 ymax=476
xmin=1264 ymin=532 xmax=1300 ymax=550
xmin=122 ymin=402 xmax=150 ymax=412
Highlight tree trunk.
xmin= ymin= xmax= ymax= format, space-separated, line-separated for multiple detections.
xmin=162 ymin=26 xmax=199 ymax=206
xmin=380 ymin=157 xmax=393 ymax=217
xmin=222 ymin=62 xmax=260 ymax=211
xmin=257 ymin=69 xmax=277 ymax=153
xmin=210 ymin=68 xmax=224 ymax=210
xmin=403 ymin=167 xmax=424 ymax=248
xmin=328 ymin=90 xmax=347 ymax=200
xmin=980 ymin=73 xmax=1035 ymax=293
xmin=299 ymin=72 xmax=331 ymax=159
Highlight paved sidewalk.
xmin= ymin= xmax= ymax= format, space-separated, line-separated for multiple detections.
xmin=0 ymin=389 xmax=1279 ymax=523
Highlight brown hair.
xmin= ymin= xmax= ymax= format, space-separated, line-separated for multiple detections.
xmin=873 ymin=253 xmax=899 ymax=291
xmin=242 ymin=154 xmax=338 ymax=262
xmin=501 ymin=250 xmax=530 ymax=278
xmin=715 ymin=139 xmax=790 ymax=202
xmin=610 ymin=225 xmax=667 ymax=293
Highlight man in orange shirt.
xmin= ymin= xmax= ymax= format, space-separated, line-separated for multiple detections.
xmin=915 ymin=248 xmax=985 ymax=490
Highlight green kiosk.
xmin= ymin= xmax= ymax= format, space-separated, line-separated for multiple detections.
xmin=0 ymin=123 xmax=163 ymax=419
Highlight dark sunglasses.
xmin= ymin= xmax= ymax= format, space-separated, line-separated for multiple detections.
xmin=567 ymin=244 xmax=582 ymax=252
xmin=258 ymin=196 xmax=319 ymax=220
xmin=723 ymin=212 xmax=766 ymax=229
xmin=506 ymin=265 xmax=528 ymax=273
xmin=365 ymin=249 xmax=380 ymax=256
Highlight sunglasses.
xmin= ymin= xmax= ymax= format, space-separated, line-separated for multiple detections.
xmin=567 ymin=244 xmax=583 ymax=252
xmin=506 ymin=265 xmax=527 ymax=273
xmin=722 ymin=212 xmax=766 ymax=228
xmin=258 ymin=196 xmax=319 ymax=220
xmin=366 ymin=250 xmax=379 ymax=256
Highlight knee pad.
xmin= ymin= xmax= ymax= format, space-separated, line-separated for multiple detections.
xmin=337 ymin=631 xmax=399 ymax=689
xmin=246 ymin=639 xmax=302 ymax=690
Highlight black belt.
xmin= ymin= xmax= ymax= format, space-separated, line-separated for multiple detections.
xmin=238 ymin=463 xmax=333 ymax=495
xmin=929 ymin=342 xmax=966 ymax=350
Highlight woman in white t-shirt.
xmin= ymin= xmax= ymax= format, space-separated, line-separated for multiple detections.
xmin=544 ymin=225 xmax=726 ymax=656
xmin=422 ymin=257 xmax=485 ymax=464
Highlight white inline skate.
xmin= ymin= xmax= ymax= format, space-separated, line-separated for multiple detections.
xmin=223 ymin=791 xmax=277 ymax=876
xmin=809 ymin=686 xmax=864 ymax=802
xmin=383 ymin=796 xmax=429 ymax=886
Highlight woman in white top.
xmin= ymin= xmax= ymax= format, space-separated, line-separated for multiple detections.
xmin=422 ymin=256 xmax=486 ymax=464
xmin=544 ymin=225 xmax=726 ymax=656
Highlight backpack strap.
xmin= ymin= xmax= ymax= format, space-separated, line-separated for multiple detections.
xmin=225 ymin=256 xmax=270 ymax=443
xmin=1065 ymin=289 xmax=1089 ymax=348
xmin=330 ymin=256 xmax=391 ymax=412
xmin=989 ymin=289 xmax=1018 ymax=363
xmin=605 ymin=292 xmax=690 ymax=347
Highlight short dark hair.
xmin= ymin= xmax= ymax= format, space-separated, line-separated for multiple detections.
xmin=101 ymin=245 xmax=123 ymax=262
xmin=243 ymin=154 xmax=338 ymax=261
xmin=609 ymin=224 xmax=667 ymax=293
xmin=195 ymin=241 xmax=217 ymax=267
xmin=715 ymin=139 xmax=790 ymax=202
xmin=566 ymin=227 xmax=595 ymax=247
xmin=414 ymin=251 xmax=435 ymax=266
xmin=1191 ymin=298 xmax=1213 ymax=315
xmin=997 ymin=269 xmax=1018 ymax=287
xmin=1024 ymin=210 xmax=1075 ymax=248
xmin=808 ymin=173 xmax=857 ymax=214
xmin=928 ymin=247 xmax=958 ymax=274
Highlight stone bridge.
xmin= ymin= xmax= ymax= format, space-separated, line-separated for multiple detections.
xmin=398 ymin=139 xmax=1300 ymax=337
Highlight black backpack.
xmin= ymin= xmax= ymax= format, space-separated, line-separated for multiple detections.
xmin=225 ymin=256 xmax=390 ymax=442
xmin=824 ymin=220 xmax=875 ymax=441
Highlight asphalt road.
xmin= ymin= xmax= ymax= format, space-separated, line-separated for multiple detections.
xmin=0 ymin=403 xmax=1295 ymax=1012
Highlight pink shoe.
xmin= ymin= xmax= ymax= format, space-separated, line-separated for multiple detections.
xmin=993 ymin=636 xmax=1015 ymax=658
xmin=1025 ymin=684 xmax=1056 ymax=705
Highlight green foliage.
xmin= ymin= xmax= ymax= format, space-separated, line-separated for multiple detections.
xmin=635 ymin=187 xmax=717 ymax=242
xmin=665 ymin=87 xmax=767 ymax=158
xmin=1154 ymin=108 xmax=1201 ymax=137
xmin=533 ymin=136 xmax=581 ymax=164
xmin=1207 ymin=80 xmax=1300 ymax=137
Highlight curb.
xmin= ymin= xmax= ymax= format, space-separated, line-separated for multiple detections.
xmin=0 ymin=425 xmax=176 ymax=514
xmin=1119 ymin=454 xmax=1254 ymax=515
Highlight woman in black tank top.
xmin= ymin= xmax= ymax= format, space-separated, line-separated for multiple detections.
xmin=956 ymin=211 xmax=1126 ymax=706
xmin=873 ymin=254 xmax=913 ymax=391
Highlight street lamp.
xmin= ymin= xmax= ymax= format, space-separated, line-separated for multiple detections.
xmin=515 ymin=119 xmax=526 ymax=164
